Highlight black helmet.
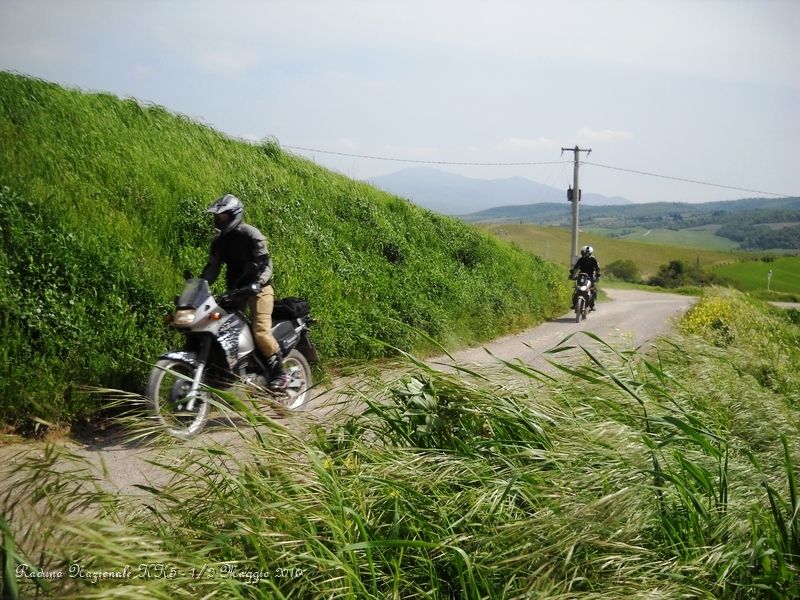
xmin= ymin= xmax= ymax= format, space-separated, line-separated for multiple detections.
xmin=207 ymin=194 xmax=244 ymax=235
xmin=581 ymin=245 xmax=594 ymax=257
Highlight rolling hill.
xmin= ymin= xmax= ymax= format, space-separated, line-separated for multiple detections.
xmin=463 ymin=197 xmax=800 ymax=251
xmin=366 ymin=167 xmax=631 ymax=215
xmin=463 ymin=197 xmax=800 ymax=224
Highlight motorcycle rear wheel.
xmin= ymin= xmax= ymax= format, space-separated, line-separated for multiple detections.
xmin=146 ymin=358 xmax=210 ymax=439
xmin=281 ymin=349 xmax=312 ymax=410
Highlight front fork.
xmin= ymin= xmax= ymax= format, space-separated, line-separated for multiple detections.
xmin=184 ymin=336 xmax=212 ymax=411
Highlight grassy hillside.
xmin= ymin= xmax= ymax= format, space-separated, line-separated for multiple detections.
xmin=0 ymin=72 xmax=569 ymax=427
xmin=478 ymin=222 xmax=746 ymax=276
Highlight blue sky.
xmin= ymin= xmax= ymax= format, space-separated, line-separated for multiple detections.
xmin=1 ymin=0 xmax=798 ymax=203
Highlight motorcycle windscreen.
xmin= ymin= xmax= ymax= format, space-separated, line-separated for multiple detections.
xmin=177 ymin=278 xmax=211 ymax=309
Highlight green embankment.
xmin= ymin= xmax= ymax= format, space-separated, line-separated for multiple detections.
xmin=0 ymin=72 xmax=569 ymax=427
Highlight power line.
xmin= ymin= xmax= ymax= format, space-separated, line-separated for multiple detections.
xmin=283 ymin=144 xmax=796 ymax=198
xmin=583 ymin=161 xmax=792 ymax=198
xmin=283 ymin=145 xmax=568 ymax=167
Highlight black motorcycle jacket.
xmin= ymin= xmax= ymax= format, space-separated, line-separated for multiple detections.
xmin=200 ymin=223 xmax=273 ymax=289
xmin=572 ymin=256 xmax=600 ymax=279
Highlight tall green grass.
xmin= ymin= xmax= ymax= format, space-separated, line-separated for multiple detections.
xmin=2 ymin=291 xmax=798 ymax=598
xmin=0 ymin=71 xmax=569 ymax=427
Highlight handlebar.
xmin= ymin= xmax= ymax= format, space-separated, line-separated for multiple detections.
xmin=217 ymin=283 xmax=262 ymax=309
xmin=569 ymin=272 xmax=600 ymax=281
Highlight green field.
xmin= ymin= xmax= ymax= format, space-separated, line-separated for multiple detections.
xmin=587 ymin=225 xmax=741 ymax=251
xmin=479 ymin=223 xmax=746 ymax=277
xmin=713 ymin=256 xmax=800 ymax=295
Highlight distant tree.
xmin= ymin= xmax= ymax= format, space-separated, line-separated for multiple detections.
xmin=649 ymin=260 xmax=687 ymax=288
xmin=741 ymin=224 xmax=800 ymax=250
xmin=715 ymin=209 xmax=800 ymax=249
xmin=648 ymin=259 xmax=731 ymax=288
xmin=606 ymin=259 xmax=641 ymax=283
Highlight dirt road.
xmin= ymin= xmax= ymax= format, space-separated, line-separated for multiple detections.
xmin=429 ymin=287 xmax=695 ymax=371
xmin=1 ymin=288 xmax=696 ymax=495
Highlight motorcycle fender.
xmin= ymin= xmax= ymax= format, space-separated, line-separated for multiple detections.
xmin=160 ymin=351 xmax=199 ymax=368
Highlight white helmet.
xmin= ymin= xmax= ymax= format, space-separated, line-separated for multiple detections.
xmin=206 ymin=194 xmax=244 ymax=235
xmin=581 ymin=245 xmax=593 ymax=257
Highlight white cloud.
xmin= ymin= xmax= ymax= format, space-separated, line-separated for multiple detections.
xmin=134 ymin=65 xmax=153 ymax=78
xmin=576 ymin=128 xmax=634 ymax=143
xmin=165 ymin=0 xmax=799 ymax=90
xmin=495 ymin=137 xmax=555 ymax=151
xmin=0 ymin=39 xmax=76 ymax=71
xmin=381 ymin=144 xmax=440 ymax=157
xmin=191 ymin=46 xmax=263 ymax=77
xmin=334 ymin=138 xmax=358 ymax=150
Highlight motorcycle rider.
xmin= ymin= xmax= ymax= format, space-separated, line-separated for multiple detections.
xmin=570 ymin=245 xmax=601 ymax=310
xmin=200 ymin=194 xmax=289 ymax=390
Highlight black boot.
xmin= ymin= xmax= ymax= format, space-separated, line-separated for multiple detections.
xmin=266 ymin=353 xmax=289 ymax=391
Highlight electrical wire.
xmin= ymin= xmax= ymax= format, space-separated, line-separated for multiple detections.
xmin=283 ymin=145 xmax=568 ymax=167
xmin=283 ymin=144 xmax=796 ymax=198
xmin=583 ymin=161 xmax=792 ymax=198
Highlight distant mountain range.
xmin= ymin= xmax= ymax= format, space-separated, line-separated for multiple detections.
xmin=460 ymin=196 xmax=800 ymax=225
xmin=365 ymin=167 xmax=631 ymax=215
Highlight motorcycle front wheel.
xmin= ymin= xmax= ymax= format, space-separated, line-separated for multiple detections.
xmin=146 ymin=358 xmax=210 ymax=439
xmin=281 ymin=349 xmax=312 ymax=410
xmin=575 ymin=297 xmax=585 ymax=324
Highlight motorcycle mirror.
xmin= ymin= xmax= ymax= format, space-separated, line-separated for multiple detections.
xmin=182 ymin=269 xmax=193 ymax=280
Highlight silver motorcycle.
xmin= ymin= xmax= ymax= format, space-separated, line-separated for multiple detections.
xmin=571 ymin=273 xmax=595 ymax=323
xmin=146 ymin=277 xmax=318 ymax=439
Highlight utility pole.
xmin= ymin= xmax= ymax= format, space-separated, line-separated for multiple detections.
xmin=561 ymin=145 xmax=592 ymax=267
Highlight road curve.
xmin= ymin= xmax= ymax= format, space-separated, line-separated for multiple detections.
xmin=432 ymin=287 xmax=696 ymax=371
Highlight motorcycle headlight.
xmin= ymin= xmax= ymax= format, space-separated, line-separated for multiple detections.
xmin=173 ymin=309 xmax=196 ymax=326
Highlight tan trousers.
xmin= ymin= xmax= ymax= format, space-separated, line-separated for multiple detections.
xmin=248 ymin=285 xmax=280 ymax=358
